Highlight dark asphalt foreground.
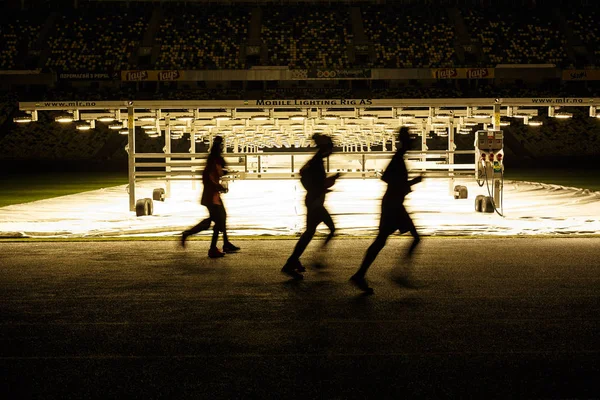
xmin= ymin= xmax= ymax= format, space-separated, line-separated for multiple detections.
xmin=1 ymin=238 xmax=599 ymax=399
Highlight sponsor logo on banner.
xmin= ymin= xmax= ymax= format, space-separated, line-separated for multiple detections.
xmin=467 ymin=68 xmax=492 ymax=79
xmin=121 ymin=70 xmax=184 ymax=81
xmin=433 ymin=68 xmax=458 ymax=79
xmin=157 ymin=70 xmax=181 ymax=81
xmin=123 ymin=70 xmax=149 ymax=81
xmin=307 ymin=69 xmax=371 ymax=79
xmin=433 ymin=68 xmax=494 ymax=79
xmin=562 ymin=70 xmax=600 ymax=81
xmin=58 ymin=72 xmax=114 ymax=80
xmin=291 ymin=69 xmax=308 ymax=79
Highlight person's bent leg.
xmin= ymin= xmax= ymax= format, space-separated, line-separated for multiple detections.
xmin=207 ymin=206 xmax=225 ymax=258
xmin=322 ymin=208 xmax=336 ymax=246
xmin=181 ymin=212 xmax=212 ymax=247
xmin=219 ymin=205 xmax=240 ymax=253
xmin=407 ymin=227 xmax=421 ymax=257
xmin=355 ymin=229 xmax=391 ymax=278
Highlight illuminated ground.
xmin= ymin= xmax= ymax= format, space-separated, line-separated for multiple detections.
xmin=0 ymin=177 xmax=599 ymax=238
xmin=1 ymin=239 xmax=599 ymax=398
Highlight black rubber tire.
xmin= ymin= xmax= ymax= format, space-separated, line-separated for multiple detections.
xmin=136 ymin=199 xmax=148 ymax=217
xmin=145 ymin=198 xmax=154 ymax=216
xmin=454 ymin=185 xmax=468 ymax=199
xmin=482 ymin=196 xmax=495 ymax=213
xmin=475 ymin=195 xmax=485 ymax=212
xmin=153 ymin=188 xmax=165 ymax=201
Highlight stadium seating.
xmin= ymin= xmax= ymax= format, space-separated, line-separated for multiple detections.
xmin=361 ymin=5 xmax=457 ymax=68
xmin=261 ymin=6 xmax=352 ymax=69
xmin=44 ymin=3 xmax=149 ymax=73
xmin=462 ymin=8 xmax=569 ymax=66
xmin=155 ymin=5 xmax=249 ymax=70
xmin=0 ymin=12 xmax=44 ymax=70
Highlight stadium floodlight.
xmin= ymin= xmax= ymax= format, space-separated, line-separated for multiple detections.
xmin=177 ymin=115 xmax=195 ymax=122
xmin=528 ymin=119 xmax=543 ymax=126
xmin=140 ymin=124 xmax=155 ymax=130
xmin=435 ymin=113 xmax=452 ymax=119
xmin=499 ymin=121 xmax=511 ymax=126
xmin=118 ymin=129 xmax=129 ymax=135
xmin=473 ymin=113 xmax=490 ymax=119
xmin=403 ymin=121 xmax=417 ymax=127
xmin=13 ymin=110 xmax=36 ymax=123
xmin=360 ymin=114 xmax=376 ymax=120
xmin=98 ymin=115 xmax=115 ymax=122
xmin=214 ymin=115 xmax=231 ymax=121
xmin=76 ymin=120 xmax=95 ymax=130
xmin=55 ymin=112 xmax=74 ymax=123
xmin=431 ymin=122 xmax=446 ymax=128
xmin=172 ymin=123 xmax=186 ymax=129
xmin=289 ymin=115 xmax=306 ymax=121
xmin=554 ymin=112 xmax=573 ymax=119
xmin=109 ymin=122 xmax=125 ymax=130
xmin=251 ymin=115 xmax=269 ymax=121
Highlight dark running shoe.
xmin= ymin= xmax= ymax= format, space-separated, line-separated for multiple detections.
xmin=283 ymin=258 xmax=305 ymax=272
xmin=208 ymin=248 xmax=226 ymax=258
xmin=350 ymin=275 xmax=374 ymax=295
xmin=223 ymin=242 xmax=241 ymax=253
xmin=180 ymin=231 xmax=189 ymax=248
xmin=281 ymin=260 xmax=304 ymax=280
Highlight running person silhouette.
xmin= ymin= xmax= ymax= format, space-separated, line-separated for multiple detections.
xmin=281 ymin=134 xmax=341 ymax=279
xmin=350 ymin=127 xmax=422 ymax=294
xmin=181 ymin=136 xmax=239 ymax=258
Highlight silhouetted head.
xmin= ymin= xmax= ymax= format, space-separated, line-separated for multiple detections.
xmin=398 ymin=127 xmax=411 ymax=150
xmin=313 ymin=133 xmax=334 ymax=156
xmin=210 ymin=136 xmax=223 ymax=155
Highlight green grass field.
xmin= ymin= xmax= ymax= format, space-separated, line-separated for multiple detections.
xmin=0 ymin=168 xmax=598 ymax=208
xmin=0 ymin=172 xmax=127 ymax=208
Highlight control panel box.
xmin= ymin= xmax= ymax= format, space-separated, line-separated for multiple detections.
xmin=476 ymin=130 xmax=503 ymax=150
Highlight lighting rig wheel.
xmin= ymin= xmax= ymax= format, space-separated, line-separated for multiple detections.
xmin=145 ymin=198 xmax=154 ymax=216
xmin=481 ymin=196 xmax=495 ymax=213
xmin=153 ymin=188 xmax=165 ymax=201
xmin=475 ymin=195 xmax=485 ymax=212
xmin=454 ymin=185 xmax=468 ymax=199
xmin=136 ymin=199 xmax=149 ymax=217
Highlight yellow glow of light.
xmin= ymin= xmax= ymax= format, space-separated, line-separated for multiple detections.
xmin=554 ymin=113 xmax=573 ymax=119
xmin=528 ymin=120 xmax=543 ymax=126
xmin=55 ymin=115 xmax=74 ymax=123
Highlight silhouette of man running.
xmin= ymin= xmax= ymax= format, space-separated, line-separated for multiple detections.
xmin=281 ymin=134 xmax=341 ymax=279
xmin=350 ymin=127 xmax=422 ymax=294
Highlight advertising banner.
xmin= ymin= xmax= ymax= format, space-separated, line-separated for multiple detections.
xmin=307 ymin=69 xmax=371 ymax=79
xmin=58 ymin=72 xmax=117 ymax=80
xmin=562 ymin=70 xmax=600 ymax=81
xmin=121 ymin=70 xmax=186 ymax=81
xmin=431 ymin=68 xmax=495 ymax=79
